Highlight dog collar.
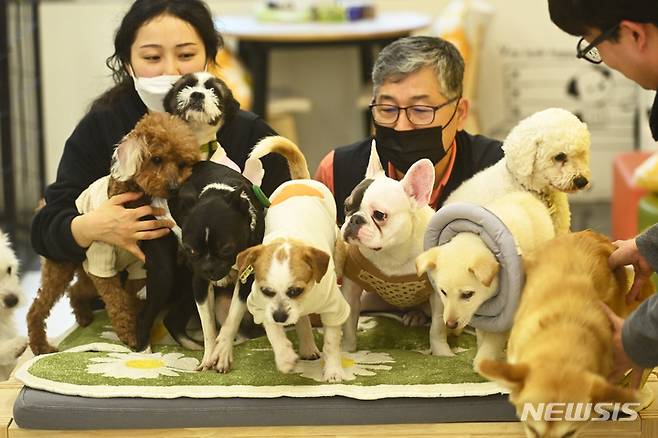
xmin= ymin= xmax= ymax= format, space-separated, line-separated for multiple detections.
xmin=200 ymin=140 xmax=219 ymax=159
xmin=252 ymin=185 xmax=271 ymax=208
xmin=239 ymin=264 xmax=254 ymax=284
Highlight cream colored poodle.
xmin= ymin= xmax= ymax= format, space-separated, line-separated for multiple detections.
xmin=446 ymin=108 xmax=591 ymax=235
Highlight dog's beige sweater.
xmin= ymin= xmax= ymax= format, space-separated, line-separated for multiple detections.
xmin=343 ymin=246 xmax=433 ymax=308
xmin=75 ymin=176 xmax=146 ymax=279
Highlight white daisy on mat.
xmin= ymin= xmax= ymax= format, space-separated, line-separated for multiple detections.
xmin=87 ymin=352 xmax=198 ymax=379
xmin=294 ymin=351 xmax=394 ymax=382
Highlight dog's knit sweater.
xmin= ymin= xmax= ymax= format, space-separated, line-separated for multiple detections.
xmin=343 ymin=246 xmax=433 ymax=308
xmin=75 ymin=176 xmax=146 ymax=279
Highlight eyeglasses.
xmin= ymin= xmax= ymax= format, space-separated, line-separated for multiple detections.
xmin=369 ymin=96 xmax=460 ymax=126
xmin=576 ymin=23 xmax=619 ymax=64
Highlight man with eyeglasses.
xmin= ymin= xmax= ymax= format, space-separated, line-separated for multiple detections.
xmin=548 ymin=0 xmax=658 ymax=385
xmin=315 ymin=36 xmax=503 ymax=225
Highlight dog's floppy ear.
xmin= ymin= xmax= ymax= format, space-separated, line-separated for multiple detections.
xmin=163 ymin=81 xmax=180 ymax=114
xmin=236 ymin=245 xmax=263 ymax=274
xmin=110 ymin=132 xmax=147 ymax=181
xmin=225 ymin=189 xmax=252 ymax=217
xmin=588 ymin=373 xmax=637 ymax=405
xmin=366 ymin=139 xmax=386 ymax=179
xmin=400 ymin=159 xmax=435 ymax=208
xmin=469 ymin=251 xmax=500 ymax=287
xmin=169 ymin=180 xmax=199 ymax=223
xmin=303 ymin=246 xmax=330 ymax=283
xmin=477 ymin=359 xmax=528 ymax=392
xmin=217 ymin=80 xmax=240 ymax=122
xmin=503 ymin=136 xmax=539 ymax=179
xmin=416 ymin=247 xmax=440 ymax=276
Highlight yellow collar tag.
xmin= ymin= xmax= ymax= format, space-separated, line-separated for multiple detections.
xmin=239 ymin=265 xmax=254 ymax=284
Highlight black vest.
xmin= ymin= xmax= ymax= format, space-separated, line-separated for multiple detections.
xmin=332 ymin=130 xmax=504 ymax=224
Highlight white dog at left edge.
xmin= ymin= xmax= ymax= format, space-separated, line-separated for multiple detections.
xmin=0 ymin=231 xmax=27 ymax=380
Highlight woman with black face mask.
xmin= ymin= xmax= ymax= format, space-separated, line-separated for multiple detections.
xmin=315 ymin=36 xmax=504 ymax=225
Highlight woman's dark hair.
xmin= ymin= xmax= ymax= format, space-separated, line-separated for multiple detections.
xmin=548 ymin=0 xmax=658 ymax=39
xmin=93 ymin=0 xmax=222 ymax=108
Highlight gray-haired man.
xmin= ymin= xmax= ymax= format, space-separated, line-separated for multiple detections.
xmin=315 ymin=36 xmax=503 ymax=224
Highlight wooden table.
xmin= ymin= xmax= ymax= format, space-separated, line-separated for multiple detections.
xmin=214 ymin=12 xmax=432 ymax=119
xmin=1 ymin=375 xmax=657 ymax=437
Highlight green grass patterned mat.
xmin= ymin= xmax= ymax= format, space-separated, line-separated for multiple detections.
xmin=16 ymin=311 xmax=506 ymax=399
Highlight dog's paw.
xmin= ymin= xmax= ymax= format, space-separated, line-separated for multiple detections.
xmin=430 ymin=342 xmax=455 ymax=357
xmin=31 ymin=343 xmax=58 ymax=356
xmin=137 ymin=344 xmax=152 ymax=354
xmin=197 ymin=350 xmax=218 ymax=371
xmin=402 ymin=310 xmax=429 ymax=327
xmin=322 ymin=364 xmax=345 ymax=383
xmin=12 ymin=337 xmax=27 ymax=358
xmin=298 ymin=343 xmax=321 ymax=361
xmin=75 ymin=313 xmax=93 ymax=327
xmin=473 ymin=349 xmax=503 ymax=371
xmin=136 ymin=286 xmax=147 ymax=300
xmin=274 ymin=349 xmax=299 ymax=374
xmin=341 ymin=335 xmax=357 ymax=353
xmin=212 ymin=340 xmax=234 ymax=373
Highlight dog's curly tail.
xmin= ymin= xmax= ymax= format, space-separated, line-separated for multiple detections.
xmin=249 ymin=136 xmax=310 ymax=180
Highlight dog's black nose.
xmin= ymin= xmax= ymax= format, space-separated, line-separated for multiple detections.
xmin=573 ymin=175 xmax=589 ymax=189
xmin=272 ymin=310 xmax=288 ymax=323
xmin=343 ymin=214 xmax=366 ymax=240
xmin=3 ymin=294 xmax=18 ymax=308
xmin=191 ymin=91 xmax=204 ymax=101
xmin=350 ymin=215 xmax=367 ymax=226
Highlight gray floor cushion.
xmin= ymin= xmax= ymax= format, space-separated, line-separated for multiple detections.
xmin=14 ymin=387 xmax=517 ymax=430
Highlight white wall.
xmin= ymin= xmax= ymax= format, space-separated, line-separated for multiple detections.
xmin=40 ymin=0 xmax=643 ymax=200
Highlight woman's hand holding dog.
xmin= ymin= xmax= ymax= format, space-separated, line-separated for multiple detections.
xmin=608 ymin=238 xmax=653 ymax=305
xmin=71 ymin=192 xmax=174 ymax=262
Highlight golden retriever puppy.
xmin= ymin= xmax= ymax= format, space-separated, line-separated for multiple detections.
xmin=478 ymin=230 xmax=653 ymax=438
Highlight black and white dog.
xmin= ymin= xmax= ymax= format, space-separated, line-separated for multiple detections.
xmin=168 ymin=161 xmax=266 ymax=369
xmin=164 ymin=72 xmax=240 ymax=166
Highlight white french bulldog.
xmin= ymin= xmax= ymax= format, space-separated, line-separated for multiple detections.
xmin=340 ymin=141 xmax=436 ymax=352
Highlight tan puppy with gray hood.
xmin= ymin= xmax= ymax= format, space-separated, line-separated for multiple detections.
xmin=416 ymin=192 xmax=555 ymax=366
xmin=208 ymin=136 xmax=350 ymax=382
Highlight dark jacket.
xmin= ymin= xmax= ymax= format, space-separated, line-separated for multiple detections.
xmin=332 ymin=130 xmax=504 ymax=224
xmin=621 ymin=91 xmax=658 ymax=368
xmin=31 ymin=87 xmax=289 ymax=262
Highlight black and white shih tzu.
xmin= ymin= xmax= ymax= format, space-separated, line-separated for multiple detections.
xmin=164 ymin=72 xmax=240 ymax=169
